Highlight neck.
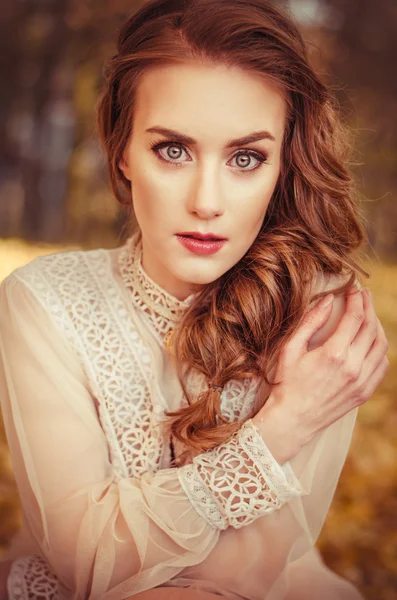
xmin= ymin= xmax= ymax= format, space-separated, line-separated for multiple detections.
xmin=140 ymin=234 xmax=202 ymax=302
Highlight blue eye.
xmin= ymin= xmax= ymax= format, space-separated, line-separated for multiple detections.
xmin=150 ymin=141 xmax=268 ymax=172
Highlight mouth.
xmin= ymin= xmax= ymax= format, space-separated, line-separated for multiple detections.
xmin=177 ymin=232 xmax=227 ymax=241
xmin=176 ymin=233 xmax=227 ymax=256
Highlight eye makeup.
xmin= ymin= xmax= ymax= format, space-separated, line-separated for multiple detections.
xmin=149 ymin=139 xmax=269 ymax=172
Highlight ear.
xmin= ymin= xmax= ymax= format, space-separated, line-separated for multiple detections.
xmin=118 ymin=151 xmax=132 ymax=181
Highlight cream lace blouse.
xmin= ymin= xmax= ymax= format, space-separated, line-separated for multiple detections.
xmin=0 ymin=231 xmax=363 ymax=600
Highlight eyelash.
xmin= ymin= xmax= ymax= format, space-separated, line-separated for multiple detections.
xmin=149 ymin=140 xmax=269 ymax=172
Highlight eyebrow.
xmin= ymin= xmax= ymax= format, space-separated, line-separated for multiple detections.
xmin=145 ymin=126 xmax=276 ymax=147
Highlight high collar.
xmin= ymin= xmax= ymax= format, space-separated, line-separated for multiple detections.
xmin=118 ymin=230 xmax=199 ymax=343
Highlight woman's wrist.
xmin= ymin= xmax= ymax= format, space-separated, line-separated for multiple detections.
xmin=251 ymin=395 xmax=305 ymax=465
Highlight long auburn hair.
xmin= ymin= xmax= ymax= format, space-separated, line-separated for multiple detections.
xmin=96 ymin=0 xmax=369 ymax=463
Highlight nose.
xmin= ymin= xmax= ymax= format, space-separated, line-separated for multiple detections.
xmin=186 ymin=164 xmax=225 ymax=219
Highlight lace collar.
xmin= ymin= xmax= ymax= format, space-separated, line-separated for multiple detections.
xmin=118 ymin=231 xmax=199 ymax=344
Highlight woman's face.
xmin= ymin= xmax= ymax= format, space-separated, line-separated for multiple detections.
xmin=120 ymin=61 xmax=286 ymax=300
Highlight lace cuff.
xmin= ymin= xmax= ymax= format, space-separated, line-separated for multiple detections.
xmin=7 ymin=555 xmax=60 ymax=600
xmin=177 ymin=419 xmax=305 ymax=530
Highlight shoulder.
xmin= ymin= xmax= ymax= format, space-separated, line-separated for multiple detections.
xmin=10 ymin=245 xmax=104 ymax=277
xmin=0 ymin=245 xmax=117 ymax=362
xmin=0 ymin=245 xmax=115 ymax=335
xmin=3 ymin=245 xmax=111 ymax=300
xmin=307 ymin=271 xmax=362 ymax=351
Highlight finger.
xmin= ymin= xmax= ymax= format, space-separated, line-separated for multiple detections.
xmin=360 ymin=316 xmax=389 ymax=374
xmin=356 ymin=355 xmax=390 ymax=406
xmin=322 ymin=288 xmax=364 ymax=357
xmin=283 ymin=293 xmax=335 ymax=363
xmin=349 ymin=288 xmax=378 ymax=364
xmin=329 ymin=352 xmax=390 ymax=423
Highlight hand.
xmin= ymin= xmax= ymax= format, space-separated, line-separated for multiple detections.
xmin=253 ymin=287 xmax=389 ymax=462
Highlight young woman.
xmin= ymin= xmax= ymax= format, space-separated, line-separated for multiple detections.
xmin=0 ymin=0 xmax=389 ymax=598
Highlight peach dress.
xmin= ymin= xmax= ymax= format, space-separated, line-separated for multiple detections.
xmin=0 ymin=231 xmax=363 ymax=599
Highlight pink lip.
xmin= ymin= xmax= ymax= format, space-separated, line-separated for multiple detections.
xmin=176 ymin=234 xmax=226 ymax=255
xmin=177 ymin=231 xmax=227 ymax=241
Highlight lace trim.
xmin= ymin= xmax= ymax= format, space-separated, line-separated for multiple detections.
xmin=118 ymin=232 xmax=198 ymax=343
xmin=177 ymin=419 xmax=304 ymax=530
xmin=7 ymin=555 xmax=60 ymax=600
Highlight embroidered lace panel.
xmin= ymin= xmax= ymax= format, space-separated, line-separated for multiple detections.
xmin=13 ymin=247 xmax=168 ymax=481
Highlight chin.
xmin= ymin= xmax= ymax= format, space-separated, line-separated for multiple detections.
xmin=174 ymin=265 xmax=228 ymax=287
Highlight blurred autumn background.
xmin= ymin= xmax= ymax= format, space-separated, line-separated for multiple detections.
xmin=0 ymin=0 xmax=396 ymax=597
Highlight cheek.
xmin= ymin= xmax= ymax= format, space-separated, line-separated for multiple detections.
xmin=236 ymin=192 xmax=272 ymax=231
xmin=231 ymin=165 xmax=279 ymax=216
xmin=131 ymin=172 xmax=164 ymax=217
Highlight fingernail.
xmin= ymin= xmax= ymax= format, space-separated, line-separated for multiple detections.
xmin=354 ymin=280 xmax=364 ymax=291
xmin=321 ymin=293 xmax=334 ymax=307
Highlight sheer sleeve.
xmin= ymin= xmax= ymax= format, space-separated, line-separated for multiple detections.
xmin=0 ymin=274 xmax=304 ymax=600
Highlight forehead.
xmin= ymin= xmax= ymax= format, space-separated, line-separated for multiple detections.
xmin=133 ymin=62 xmax=286 ymax=143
